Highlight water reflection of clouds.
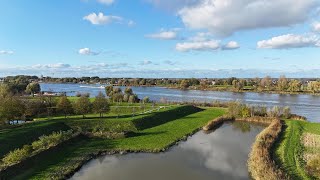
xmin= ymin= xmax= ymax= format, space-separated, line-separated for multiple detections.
xmin=72 ymin=124 xmax=263 ymax=180
xmin=179 ymin=126 xmax=259 ymax=178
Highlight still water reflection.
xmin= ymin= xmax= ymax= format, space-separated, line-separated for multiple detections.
xmin=71 ymin=122 xmax=264 ymax=180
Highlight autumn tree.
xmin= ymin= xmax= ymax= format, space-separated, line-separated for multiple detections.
xmin=260 ymin=76 xmax=272 ymax=90
xmin=93 ymin=92 xmax=110 ymax=117
xmin=232 ymin=79 xmax=244 ymax=91
xmin=308 ymin=81 xmax=320 ymax=94
xmin=180 ymin=79 xmax=190 ymax=89
xmin=56 ymin=96 xmax=73 ymax=118
xmin=277 ymin=75 xmax=288 ymax=91
xmin=287 ymin=80 xmax=302 ymax=92
xmin=73 ymin=95 xmax=92 ymax=118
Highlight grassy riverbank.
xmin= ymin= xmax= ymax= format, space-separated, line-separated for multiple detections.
xmin=274 ymin=120 xmax=320 ymax=179
xmin=0 ymin=105 xmax=226 ymax=179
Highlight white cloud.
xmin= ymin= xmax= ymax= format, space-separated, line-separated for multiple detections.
xmin=222 ymin=41 xmax=240 ymax=50
xmin=257 ymin=34 xmax=320 ymax=49
xmin=32 ymin=63 xmax=71 ymax=69
xmin=146 ymin=31 xmax=178 ymax=40
xmin=176 ymin=40 xmax=220 ymax=52
xmin=128 ymin=20 xmax=136 ymax=27
xmin=83 ymin=12 xmax=123 ymax=25
xmin=312 ymin=21 xmax=320 ymax=32
xmin=163 ymin=60 xmax=177 ymax=65
xmin=178 ymin=0 xmax=319 ymax=36
xmin=97 ymin=0 xmax=114 ymax=6
xmin=0 ymin=50 xmax=14 ymax=55
xmin=139 ymin=60 xmax=153 ymax=65
xmin=78 ymin=48 xmax=100 ymax=56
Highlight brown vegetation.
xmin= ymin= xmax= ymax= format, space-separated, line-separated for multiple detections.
xmin=248 ymin=118 xmax=288 ymax=180
xmin=202 ymin=116 xmax=234 ymax=131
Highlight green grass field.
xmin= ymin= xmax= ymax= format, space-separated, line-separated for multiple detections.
xmin=0 ymin=105 xmax=226 ymax=179
xmin=274 ymin=120 xmax=320 ymax=180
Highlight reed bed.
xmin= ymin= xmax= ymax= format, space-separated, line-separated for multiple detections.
xmin=202 ymin=116 xmax=234 ymax=131
xmin=248 ymin=118 xmax=288 ymax=180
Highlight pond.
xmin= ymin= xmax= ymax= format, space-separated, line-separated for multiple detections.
xmin=41 ymin=83 xmax=320 ymax=122
xmin=71 ymin=122 xmax=264 ymax=180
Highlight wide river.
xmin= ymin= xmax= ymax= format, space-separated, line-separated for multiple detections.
xmin=41 ymin=83 xmax=320 ymax=122
xmin=71 ymin=122 xmax=264 ymax=180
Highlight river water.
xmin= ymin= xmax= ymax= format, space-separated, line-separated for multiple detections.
xmin=71 ymin=122 xmax=264 ymax=180
xmin=41 ymin=83 xmax=320 ymax=122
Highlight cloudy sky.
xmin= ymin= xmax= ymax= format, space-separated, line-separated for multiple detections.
xmin=0 ymin=0 xmax=320 ymax=78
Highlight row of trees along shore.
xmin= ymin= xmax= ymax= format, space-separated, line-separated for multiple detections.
xmin=0 ymin=81 xmax=152 ymax=124
xmin=1 ymin=75 xmax=320 ymax=94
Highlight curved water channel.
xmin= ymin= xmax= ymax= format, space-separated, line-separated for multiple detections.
xmin=71 ymin=122 xmax=265 ymax=180
xmin=41 ymin=83 xmax=320 ymax=122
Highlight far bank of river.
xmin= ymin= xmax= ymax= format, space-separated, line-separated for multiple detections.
xmin=41 ymin=83 xmax=320 ymax=122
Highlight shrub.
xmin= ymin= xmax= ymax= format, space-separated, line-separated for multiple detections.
xmin=143 ymin=96 xmax=150 ymax=103
xmin=282 ymin=106 xmax=291 ymax=119
xmin=306 ymin=157 xmax=320 ymax=177
xmin=2 ymin=145 xmax=32 ymax=166
xmin=31 ymin=130 xmax=73 ymax=151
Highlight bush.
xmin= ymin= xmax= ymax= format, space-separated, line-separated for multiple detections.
xmin=306 ymin=157 xmax=320 ymax=177
xmin=1 ymin=130 xmax=75 ymax=169
xmin=143 ymin=96 xmax=150 ymax=103
xmin=2 ymin=145 xmax=32 ymax=166
xmin=31 ymin=130 xmax=73 ymax=151
xmin=282 ymin=106 xmax=291 ymax=119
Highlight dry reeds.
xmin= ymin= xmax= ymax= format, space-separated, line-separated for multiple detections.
xmin=202 ymin=116 xmax=234 ymax=131
xmin=247 ymin=118 xmax=288 ymax=180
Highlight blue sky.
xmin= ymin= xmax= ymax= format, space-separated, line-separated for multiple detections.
xmin=0 ymin=0 xmax=320 ymax=78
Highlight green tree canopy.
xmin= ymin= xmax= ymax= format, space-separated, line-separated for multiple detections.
xmin=0 ymin=95 xmax=25 ymax=124
xmin=56 ymin=96 xmax=73 ymax=118
xmin=73 ymin=95 xmax=92 ymax=118
xmin=93 ymin=92 xmax=110 ymax=117
xmin=25 ymin=82 xmax=41 ymax=96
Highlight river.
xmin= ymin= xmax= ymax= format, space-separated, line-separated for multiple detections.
xmin=41 ymin=83 xmax=320 ymax=122
xmin=71 ymin=122 xmax=264 ymax=180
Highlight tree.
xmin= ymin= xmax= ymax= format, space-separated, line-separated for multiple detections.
xmin=0 ymin=84 xmax=10 ymax=99
xmin=73 ymin=96 xmax=92 ymax=118
xmin=260 ymin=76 xmax=272 ymax=90
xmin=25 ymin=82 xmax=41 ymax=96
xmin=93 ymin=92 xmax=110 ymax=117
xmin=0 ymin=95 xmax=25 ymax=124
xmin=200 ymin=80 xmax=208 ymax=89
xmin=124 ymin=87 xmax=133 ymax=95
xmin=277 ymin=75 xmax=288 ymax=91
xmin=56 ymin=96 xmax=73 ymax=118
xmin=180 ymin=79 xmax=190 ymax=89
xmin=232 ymin=79 xmax=243 ymax=91
xmin=308 ymin=81 xmax=320 ymax=94
xmin=287 ymin=80 xmax=302 ymax=92
xmin=142 ymin=96 xmax=150 ymax=103
xmin=128 ymin=94 xmax=139 ymax=103
xmin=105 ymin=86 xmax=113 ymax=97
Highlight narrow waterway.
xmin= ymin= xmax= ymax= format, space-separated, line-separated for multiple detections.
xmin=71 ymin=122 xmax=264 ymax=180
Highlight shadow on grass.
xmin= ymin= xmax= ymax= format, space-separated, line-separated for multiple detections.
xmin=125 ymin=131 xmax=165 ymax=138
xmin=0 ymin=135 xmax=89 ymax=179
xmin=132 ymin=105 xmax=203 ymax=130
xmin=0 ymin=121 xmax=70 ymax=158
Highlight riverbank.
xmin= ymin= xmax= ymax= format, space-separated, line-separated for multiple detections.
xmin=166 ymin=86 xmax=320 ymax=96
xmin=0 ymin=105 xmax=226 ymax=179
